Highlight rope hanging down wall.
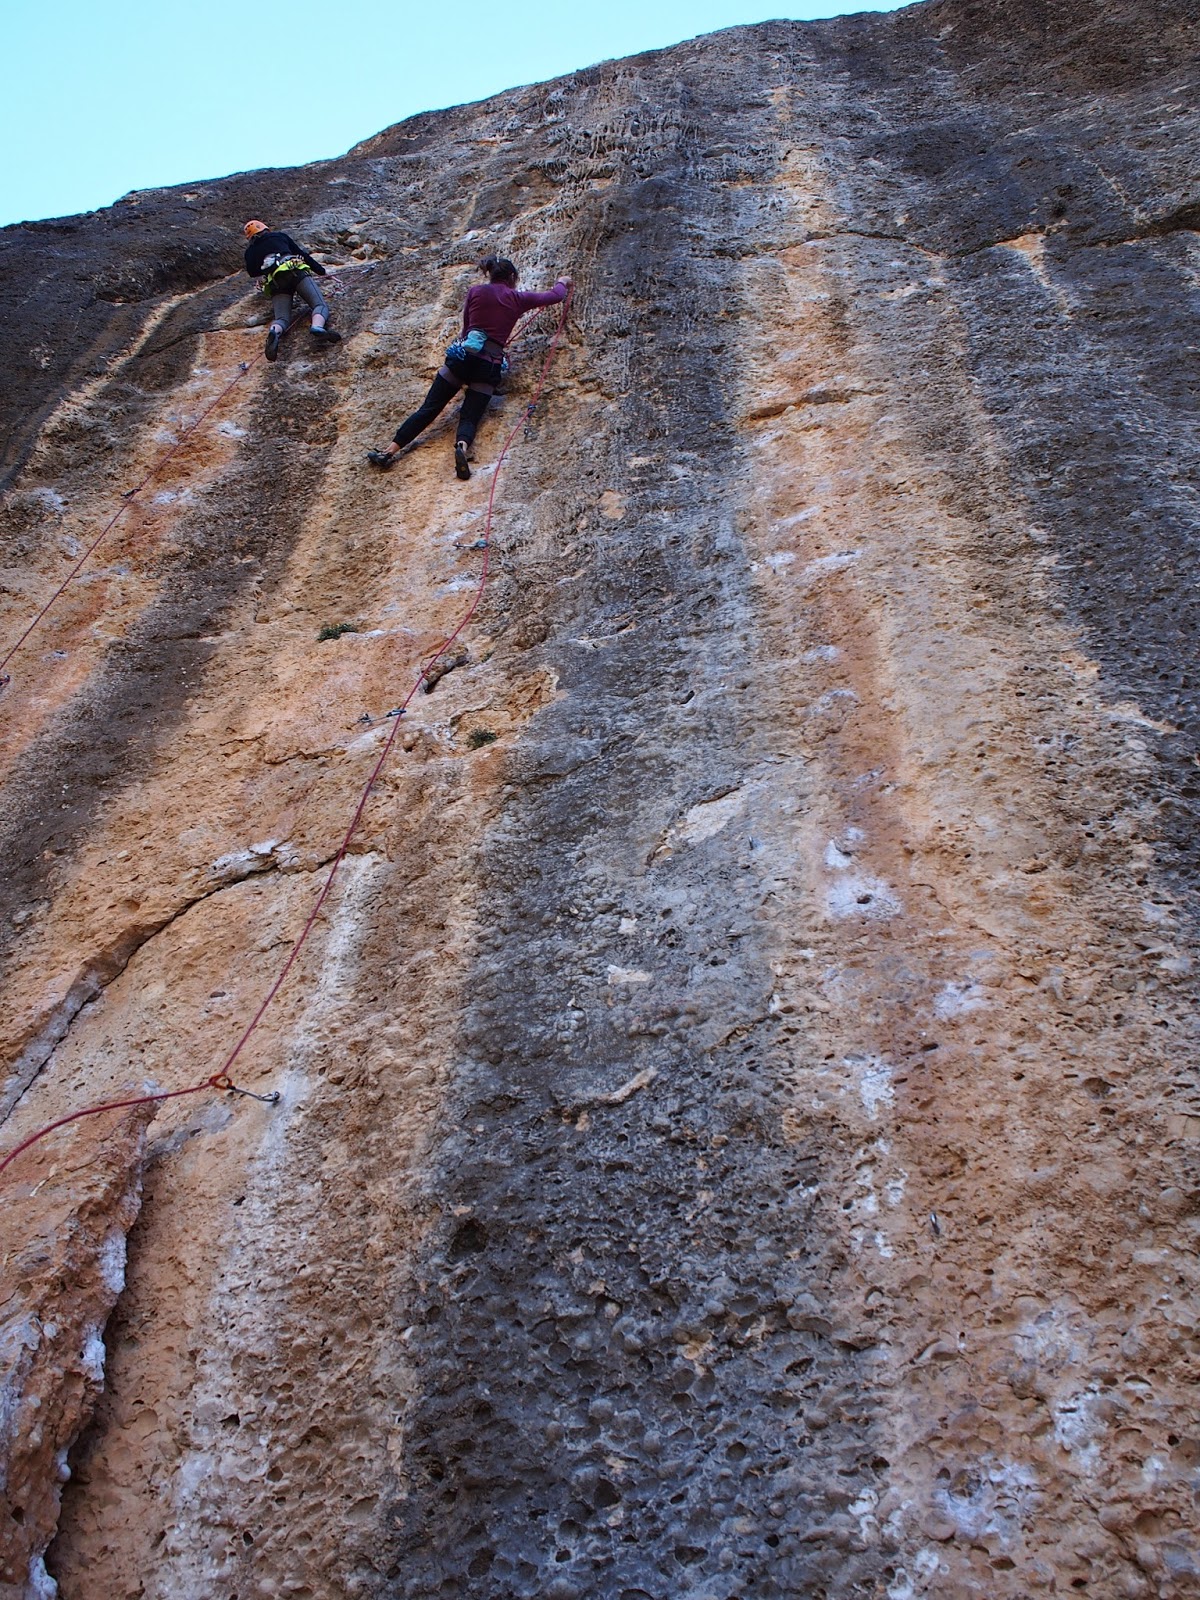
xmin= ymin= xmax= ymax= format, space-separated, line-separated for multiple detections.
xmin=0 ymin=288 xmax=573 ymax=1181
xmin=0 ymin=265 xmax=372 ymax=691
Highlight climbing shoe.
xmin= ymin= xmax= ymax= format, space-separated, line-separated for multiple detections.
xmin=367 ymin=450 xmax=396 ymax=470
xmin=264 ymin=327 xmax=282 ymax=362
xmin=311 ymin=325 xmax=342 ymax=344
xmin=455 ymin=441 xmax=471 ymax=481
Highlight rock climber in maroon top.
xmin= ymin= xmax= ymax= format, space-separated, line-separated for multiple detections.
xmin=368 ymin=255 xmax=571 ymax=480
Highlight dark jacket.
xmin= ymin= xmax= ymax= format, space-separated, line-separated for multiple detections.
xmin=244 ymin=230 xmax=326 ymax=279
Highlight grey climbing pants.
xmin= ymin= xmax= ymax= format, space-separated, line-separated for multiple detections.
xmin=271 ymin=274 xmax=328 ymax=329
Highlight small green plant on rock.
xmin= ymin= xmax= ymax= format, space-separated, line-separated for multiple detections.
xmin=467 ymin=728 xmax=498 ymax=749
xmin=317 ymin=621 xmax=359 ymax=642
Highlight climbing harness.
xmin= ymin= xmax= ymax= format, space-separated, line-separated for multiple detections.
xmin=445 ymin=328 xmax=509 ymax=376
xmin=0 ymin=287 xmax=572 ymax=1182
xmin=207 ymin=289 xmax=572 ymax=1085
xmin=260 ymin=254 xmax=312 ymax=295
xmin=0 ymin=266 xmax=371 ymax=692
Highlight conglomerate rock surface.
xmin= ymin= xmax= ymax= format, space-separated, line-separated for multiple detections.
xmin=1 ymin=0 xmax=1198 ymax=1595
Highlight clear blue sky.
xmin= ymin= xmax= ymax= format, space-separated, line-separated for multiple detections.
xmin=3 ymin=0 xmax=909 ymax=228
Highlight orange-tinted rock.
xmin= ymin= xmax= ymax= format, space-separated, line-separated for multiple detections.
xmin=0 ymin=1105 xmax=154 ymax=1599
xmin=0 ymin=1 xmax=1198 ymax=1596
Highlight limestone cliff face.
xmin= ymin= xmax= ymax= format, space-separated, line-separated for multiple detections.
xmin=1 ymin=0 xmax=1199 ymax=1595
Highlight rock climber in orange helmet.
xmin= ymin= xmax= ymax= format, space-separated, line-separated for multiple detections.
xmin=242 ymin=219 xmax=341 ymax=362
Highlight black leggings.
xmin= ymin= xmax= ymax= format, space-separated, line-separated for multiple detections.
xmin=392 ymin=359 xmax=497 ymax=450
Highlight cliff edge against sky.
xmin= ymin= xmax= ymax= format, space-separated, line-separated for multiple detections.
xmin=1 ymin=0 xmax=1199 ymax=1595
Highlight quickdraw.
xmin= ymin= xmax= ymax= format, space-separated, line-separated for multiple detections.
xmin=0 ymin=289 xmax=572 ymax=1185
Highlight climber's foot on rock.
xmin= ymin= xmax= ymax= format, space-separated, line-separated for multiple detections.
xmin=455 ymin=441 xmax=471 ymax=480
xmin=367 ymin=449 xmax=396 ymax=470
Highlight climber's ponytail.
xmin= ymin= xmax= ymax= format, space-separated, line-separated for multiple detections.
xmin=480 ymin=255 xmax=518 ymax=285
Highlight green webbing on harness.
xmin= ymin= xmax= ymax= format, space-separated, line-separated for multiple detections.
xmin=261 ymin=255 xmax=310 ymax=295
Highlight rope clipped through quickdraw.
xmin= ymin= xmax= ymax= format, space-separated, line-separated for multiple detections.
xmin=0 ymin=279 xmax=363 ymax=693
xmin=0 ymin=1073 xmax=280 ymax=1180
xmin=0 ymin=288 xmax=572 ymax=1182
xmin=212 ymin=287 xmax=573 ymax=1086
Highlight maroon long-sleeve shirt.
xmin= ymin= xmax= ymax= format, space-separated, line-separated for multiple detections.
xmin=462 ymin=279 xmax=569 ymax=347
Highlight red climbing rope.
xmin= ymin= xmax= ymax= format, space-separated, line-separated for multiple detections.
xmin=214 ymin=287 xmax=573 ymax=1083
xmin=0 ymin=288 xmax=572 ymax=1181
xmin=0 ymin=284 xmax=357 ymax=691
xmin=0 ymin=1067 xmax=279 ymax=1182
xmin=0 ymin=1075 xmax=226 ymax=1179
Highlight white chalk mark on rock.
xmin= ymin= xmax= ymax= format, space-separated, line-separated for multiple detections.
xmin=934 ymin=980 xmax=987 ymax=1019
xmin=654 ymin=788 xmax=747 ymax=859
xmin=598 ymin=1066 xmax=658 ymax=1105
xmin=826 ymin=874 xmax=902 ymax=921
xmin=799 ymin=549 xmax=862 ymax=586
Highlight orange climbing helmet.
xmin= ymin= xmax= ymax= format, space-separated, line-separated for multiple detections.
xmin=243 ymin=220 xmax=269 ymax=238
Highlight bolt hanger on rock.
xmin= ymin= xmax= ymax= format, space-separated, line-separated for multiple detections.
xmin=3 ymin=290 xmax=570 ymax=1196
